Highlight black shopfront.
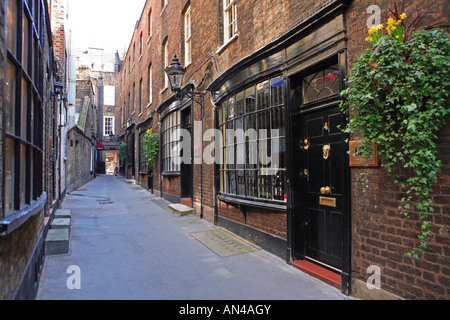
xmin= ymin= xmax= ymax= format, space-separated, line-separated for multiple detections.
xmin=208 ymin=1 xmax=352 ymax=294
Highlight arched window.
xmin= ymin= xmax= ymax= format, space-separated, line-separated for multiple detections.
xmin=302 ymin=65 xmax=340 ymax=105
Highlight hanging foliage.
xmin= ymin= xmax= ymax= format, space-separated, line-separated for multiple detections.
xmin=340 ymin=8 xmax=450 ymax=259
xmin=142 ymin=129 xmax=159 ymax=176
xmin=119 ymin=142 xmax=127 ymax=162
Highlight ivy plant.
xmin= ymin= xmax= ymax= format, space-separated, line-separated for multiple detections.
xmin=119 ymin=142 xmax=127 ymax=162
xmin=142 ymin=129 xmax=159 ymax=176
xmin=340 ymin=11 xmax=450 ymax=259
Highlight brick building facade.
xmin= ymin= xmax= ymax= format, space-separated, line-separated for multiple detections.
xmin=76 ymin=48 xmax=123 ymax=176
xmin=65 ymin=78 xmax=96 ymax=193
xmin=119 ymin=0 xmax=449 ymax=299
xmin=49 ymin=0 xmax=69 ymax=206
xmin=0 ymin=0 xmax=63 ymax=299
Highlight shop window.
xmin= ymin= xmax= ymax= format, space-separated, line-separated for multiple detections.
xmin=3 ymin=0 xmax=44 ymax=217
xmin=161 ymin=111 xmax=181 ymax=173
xmin=218 ymin=76 xmax=286 ymax=202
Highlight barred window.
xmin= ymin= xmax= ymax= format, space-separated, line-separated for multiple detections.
xmin=3 ymin=0 xmax=44 ymax=217
xmin=161 ymin=111 xmax=180 ymax=173
xmin=218 ymin=77 xmax=286 ymax=202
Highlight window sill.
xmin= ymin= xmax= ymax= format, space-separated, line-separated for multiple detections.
xmin=0 ymin=192 xmax=47 ymax=237
xmin=217 ymin=193 xmax=286 ymax=212
xmin=161 ymin=171 xmax=180 ymax=177
xmin=216 ymin=33 xmax=239 ymax=55
xmin=146 ymin=102 xmax=153 ymax=109
xmin=160 ymin=87 xmax=168 ymax=94
xmin=147 ymin=34 xmax=152 ymax=45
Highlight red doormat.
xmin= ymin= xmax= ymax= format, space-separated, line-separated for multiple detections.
xmin=291 ymin=260 xmax=342 ymax=291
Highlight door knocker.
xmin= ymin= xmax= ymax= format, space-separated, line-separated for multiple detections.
xmin=323 ymin=145 xmax=331 ymax=160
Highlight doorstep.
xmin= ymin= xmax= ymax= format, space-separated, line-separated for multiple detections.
xmin=291 ymin=260 xmax=342 ymax=291
xmin=168 ymin=203 xmax=195 ymax=216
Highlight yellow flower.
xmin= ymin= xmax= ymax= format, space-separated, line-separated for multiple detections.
xmin=368 ymin=24 xmax=384 ymax=36
xmin=400 ymin=13 xmax=407 ymax=20
xmin=395 ymin=35 xmax=400 ymax=39
xmin=387 ymin=17 xmax=395 ymax=26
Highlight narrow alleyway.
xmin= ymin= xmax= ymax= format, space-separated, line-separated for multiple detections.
xmin=36 ymin=175 xmax=348 ymax=300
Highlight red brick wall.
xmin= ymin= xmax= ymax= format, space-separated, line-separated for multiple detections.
xmin=162 ymin=175 xmax=180 ymax=197
xmin=345 ymin=0 xmax=450 ymax=299
xmin=118 ymin=0 xmax=450 ymax=299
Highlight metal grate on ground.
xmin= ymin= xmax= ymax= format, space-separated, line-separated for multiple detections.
xmin=191 ymin=229 xmax=259 ymax=258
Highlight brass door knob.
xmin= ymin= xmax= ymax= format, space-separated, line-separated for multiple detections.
xmin=320 ymin=187 xmax=331 ymax=194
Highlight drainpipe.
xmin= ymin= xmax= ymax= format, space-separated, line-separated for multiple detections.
xmin=200 ymin=94 xmax=205 ymax=220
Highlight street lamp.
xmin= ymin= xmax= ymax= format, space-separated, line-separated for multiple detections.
xmin=165 ymin=54 xmax=185 ymax=94
xmin=165 ymin=53 xmax=205 ymax=219
xmin=165 ymin=54 xmax=205 ymax=110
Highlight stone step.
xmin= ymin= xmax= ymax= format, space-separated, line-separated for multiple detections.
xmin=55 ymin=209 xmax=71 ymax=219
xmin=45 ymin=229 xmax=69 ymax=255
xmin=51 ymin=218 xmax=71 ymax=230
xmin=168 ymin=203 xmax=195 ymax=216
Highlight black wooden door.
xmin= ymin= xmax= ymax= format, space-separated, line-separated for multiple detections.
xmin=297 ymin=106 xmax=345 ymax=270
xmin=180 ymin=107 xmax=192 ymax=199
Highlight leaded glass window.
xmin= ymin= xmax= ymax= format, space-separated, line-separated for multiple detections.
xmin=303 ymin=65 xmax=340 ymax=105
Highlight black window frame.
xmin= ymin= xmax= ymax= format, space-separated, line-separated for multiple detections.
xmin=218 ymin=75 xmax=287 ymax=204
xmin=2 ymin=0 xmax=45 ymax=220
xmin=161 ymin=110 xmax=181 ymax=175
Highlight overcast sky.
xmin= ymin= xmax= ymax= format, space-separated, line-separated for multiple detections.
xmin=68 ymin=0 xmax=147 ymax=56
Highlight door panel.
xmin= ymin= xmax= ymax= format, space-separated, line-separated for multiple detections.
xmin=308 ymin=208 xmax=326 ymax=252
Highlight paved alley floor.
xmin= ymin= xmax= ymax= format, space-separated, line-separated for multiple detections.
xmin=36 ymin=175 xmax=350 ymax=300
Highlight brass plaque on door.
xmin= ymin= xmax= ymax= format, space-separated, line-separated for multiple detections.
xmin=320 ymin=196 xmax=337 ymax=208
